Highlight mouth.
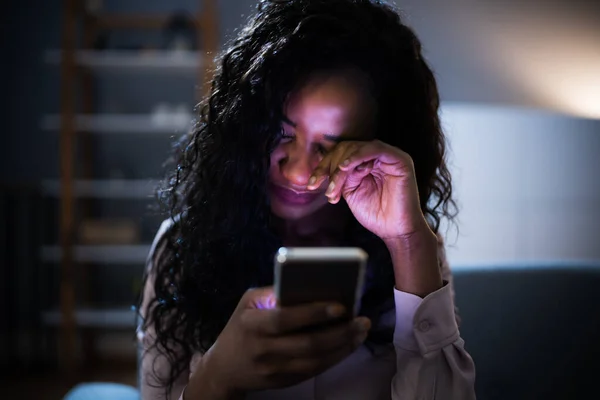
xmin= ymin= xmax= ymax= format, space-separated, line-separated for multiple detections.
xmin=269 ymin=184 xmax=321 ymax=206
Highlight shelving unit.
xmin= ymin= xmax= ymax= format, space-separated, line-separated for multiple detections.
xmin=41 ymin=179 xmax=159 ymax=198
xmin=42 ymin=114 xmax=193 ymax=134
xmin=42 ymin=307 xmax=137 ymax=329
xmin=44 ymin=49 xmax=203 ymax=74
xmin=41 ymin=244 xmax=151 ymax=264
xmin=47 ymin=0 xmax=218 ymax=373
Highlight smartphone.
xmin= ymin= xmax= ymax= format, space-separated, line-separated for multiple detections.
xmin=274 ymin=247 xmax=368 ymax=319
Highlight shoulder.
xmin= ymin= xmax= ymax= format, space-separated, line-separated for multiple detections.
xmin=145 ymin=216 xmax=181 ymax=274
xmin=138 ymin=216 xmax=181 ymax=336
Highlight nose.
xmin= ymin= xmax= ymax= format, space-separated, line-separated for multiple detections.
xmin=279 ymin=145 xmax=317 ymax=187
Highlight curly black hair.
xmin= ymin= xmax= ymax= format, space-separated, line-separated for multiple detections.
xmin=139 ymin=0 xmax=456 ymax=397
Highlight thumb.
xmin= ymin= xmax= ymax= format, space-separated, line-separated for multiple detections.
xmin=242 ymin=286 xmax=276 ymax=310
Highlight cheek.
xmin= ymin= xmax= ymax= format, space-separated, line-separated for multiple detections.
xmin=270 ymin=144 xmax=284 ymax=160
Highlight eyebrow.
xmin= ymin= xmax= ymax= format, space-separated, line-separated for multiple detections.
xmin=323 ymin=134 xmax=344 ymax=143
xmin=282 ymin=115 xmax=345 ymax=143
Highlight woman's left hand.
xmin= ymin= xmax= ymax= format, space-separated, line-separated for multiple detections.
xmin=307 ymin=140 xmax=430 ymax=241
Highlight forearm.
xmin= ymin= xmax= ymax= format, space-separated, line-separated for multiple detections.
xmin=384 ymin=228 xmax=442 ymax=298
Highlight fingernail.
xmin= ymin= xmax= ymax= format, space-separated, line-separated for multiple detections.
xmin=353 ymin=318 xmax=371 ymax=333
xmin=308 ymin=176 xmax=316 ymax=186
xmin=341 ymin=159 xmax=350 ymax=167
xmin=326 ymin=181 xmax=335 ymax=195
xmin=327 ymin=304 xmax=345 ymax=317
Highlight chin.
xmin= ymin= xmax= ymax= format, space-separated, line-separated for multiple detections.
xmin=270 ymin=199 xmax=327 ymax=221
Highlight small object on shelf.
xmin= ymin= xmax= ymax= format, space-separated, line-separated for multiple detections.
xmin=85 ymin=0 xmax=103 ymax=15
xmin=79 ymin=219 xmax=141 ymax=245
xmin=173 ymin=103 xmax=192 ymax=127
xmin=151 ymin=103 xmax=173 ymax=126
xmin=163 ymin=11 xmax=198 ymax=51
xmin=151 ymin=103 xmax=192 ymax=128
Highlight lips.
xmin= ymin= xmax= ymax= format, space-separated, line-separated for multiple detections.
xmin=270 ymin=184 xmax=320 ymax=206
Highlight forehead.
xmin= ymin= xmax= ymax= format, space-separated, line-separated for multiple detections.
xmin=284 ymin=68 xmax=377 ymax=133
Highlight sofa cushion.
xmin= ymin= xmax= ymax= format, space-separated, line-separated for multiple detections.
xmin=453 ymin=263 xmax=600 ymax=400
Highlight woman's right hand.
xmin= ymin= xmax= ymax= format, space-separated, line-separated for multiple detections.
xmin=185 ymin=286 xmax=371 ymax=399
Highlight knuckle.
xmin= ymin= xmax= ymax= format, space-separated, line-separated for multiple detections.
xmin=348 ymin=142 xmax=361 ymax=153
xmin=256 ymin=362 xmax=279 ymax=380
xmin=330 ymin=169 xmax=341 ymax=181
xmin=238 ymin=310 xmax=253 ymax=328
xmin=269 ymin=310 xmax=285 ymax=333
xmin=250 ymin=340 xmax=271 ymax=363
xmin=299 ymin=335 xmax=320 ymax=353
xmin=312 ymin=165 xmax=327 ymax=176
xmin=305 ymin=358 xmax=324 ymax=373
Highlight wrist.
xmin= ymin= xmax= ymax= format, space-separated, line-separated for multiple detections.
xmin=384 ymin=228 xmax=442 ymax=298
xmin=383 ymin=224 xmax=437 ymax=254
xmin=186 ymin=350 xmax=244 ymax=400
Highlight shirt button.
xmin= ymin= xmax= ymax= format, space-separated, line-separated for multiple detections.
xmin=418 ymin=320 xmax=430 ymax=332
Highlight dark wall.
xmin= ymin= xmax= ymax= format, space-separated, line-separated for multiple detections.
xmin=2 ymin=1 xmax=61 ymax=182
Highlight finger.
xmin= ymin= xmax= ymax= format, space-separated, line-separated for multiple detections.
xmin=279 ymin=324 xmax=370 ymax=376
xmin=245 ymin=301 xmax=347 ymax=335
xmin=349 ymin=160 xmax=374 ymax=182
xmin=241 ymin=286 xmax=277 ymax=310
xmin=268 ymin=317 xmax=371 ymax=357
xmin=307 ymin=154 xmax=334 ymax=190
xmin=334 ymin=143 xmax=362 ymax=170
xmin=325 ymin=143 xmax=364 ymax=202
xmin=325 ymin=168 xmax=349 ymax=204
xmin=338 ymin=141 xmax=401 ymax=172
xmin=307 ymin=142 xmax=359 ymax=190
xmin=307 ymin=172 xmax=329 ymax=191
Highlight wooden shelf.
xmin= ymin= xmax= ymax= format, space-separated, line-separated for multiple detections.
xmin=45 ymin=49 xmax=203 ymax=74
xmin=41 ymin=179 xmax=159 ymax=199
xmin=42 ymin=307 xmax=137 ymax=329
xmin=41 ymin=113 xmax=193 ymax=134
xmin=41 ymin=244 xmax=151 ymax=264
xmin=94 ymin=14 xmax=202 ymax=30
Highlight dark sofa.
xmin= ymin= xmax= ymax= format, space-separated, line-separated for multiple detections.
xmin=100 ymin=263 xmax=600 ymax=400
xmin=453 ymin=263 xmax=600 ymax=400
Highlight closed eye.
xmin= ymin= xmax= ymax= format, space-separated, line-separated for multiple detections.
xmin=279 ymin=132 xmax=295 ymax=142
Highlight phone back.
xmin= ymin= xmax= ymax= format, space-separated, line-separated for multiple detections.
xmin=274 ymin=247 xmax=368 ymax=317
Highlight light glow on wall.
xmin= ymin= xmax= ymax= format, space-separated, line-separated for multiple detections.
xmin=486 ymin=16 xmax=600 ymax=120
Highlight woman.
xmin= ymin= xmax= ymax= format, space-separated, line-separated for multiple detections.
xmin=139 ymin=0 xmax=476 ymax=399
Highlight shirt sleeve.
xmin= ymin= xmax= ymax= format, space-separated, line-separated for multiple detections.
xmin=390 ymin=238 xmax=476 ymax=400
xmin=139 ymin=218 xmax=192 ymax=400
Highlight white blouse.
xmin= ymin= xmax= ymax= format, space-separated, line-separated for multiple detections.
xmin=139 ymin=219 xmax=476 ymax=400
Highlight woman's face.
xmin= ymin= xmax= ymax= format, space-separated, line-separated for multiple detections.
xmin=268 ymin=69 xmax=376 ymax=221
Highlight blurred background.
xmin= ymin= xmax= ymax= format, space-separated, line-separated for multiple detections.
xmin=1 ymin=0 xmax=599 ymax=399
